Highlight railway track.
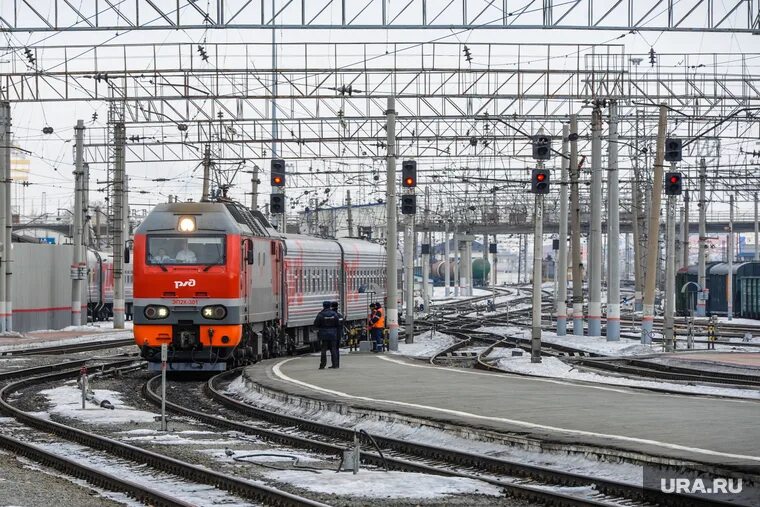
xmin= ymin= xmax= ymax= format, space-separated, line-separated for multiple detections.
xmin=140 ymin=368 xmax=736 ymax=507
xmin=0 ymin=337 xmax=135 ymax=356
xmin=0 ymin=358 xmax=328 ymax=507
xmin=570 ymin=357 xmax=760 ymax=387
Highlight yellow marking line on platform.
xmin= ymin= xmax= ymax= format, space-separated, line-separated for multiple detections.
xmin=272 ymin=357 xmax=760 ymax=463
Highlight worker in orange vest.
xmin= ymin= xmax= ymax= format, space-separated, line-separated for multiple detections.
xmin=368 ymin=302 xmax=385 ymax=352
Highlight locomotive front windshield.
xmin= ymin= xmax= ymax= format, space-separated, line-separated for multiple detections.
xmin=147 ymin=236 xmax=226 ymax=265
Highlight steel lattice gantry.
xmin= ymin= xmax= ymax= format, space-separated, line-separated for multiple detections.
xmin=2 ymin=41 xmax=759 ymax=165
xmin=1 ymin=0 xmax=759 ymax=33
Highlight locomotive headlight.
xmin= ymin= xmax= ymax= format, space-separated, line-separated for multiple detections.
xmin=177 ymin=216 xmax=196 ymax=232
xmin=145 ymin=305 xmax=170 ymax=320
xmin=202 ymin=305 xmax=227 ymax=320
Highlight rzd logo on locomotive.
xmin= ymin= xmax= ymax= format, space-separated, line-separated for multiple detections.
xmin=174 ymin=279 xmax=197 ymax=289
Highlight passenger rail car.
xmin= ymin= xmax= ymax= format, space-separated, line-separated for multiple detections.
xmin=87 ymin=249 xmax=133 ymax=322
xmin=676 ymin=261 xmax=760 ymax=319
xmin=132 ymin=201 xmax=388 ymax=371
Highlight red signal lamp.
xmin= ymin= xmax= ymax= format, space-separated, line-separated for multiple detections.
xmin=536 ymin=173 xmax=546 ymax=182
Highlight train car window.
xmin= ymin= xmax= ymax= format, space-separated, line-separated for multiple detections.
xmin=147 ymin=236 xmax=225 ymax=266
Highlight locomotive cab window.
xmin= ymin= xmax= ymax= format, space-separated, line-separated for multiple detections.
xmin=147 ymin=236 xmax=226 ymax=266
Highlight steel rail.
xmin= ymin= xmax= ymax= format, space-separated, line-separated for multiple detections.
xmin=0 ymin=361 xmax=329 ymax=507
xmin=200 ymin=370 xmax=732 ymax=507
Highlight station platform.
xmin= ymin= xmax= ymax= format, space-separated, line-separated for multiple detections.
xmin=244 ymin=353 xmax=760 ymax=472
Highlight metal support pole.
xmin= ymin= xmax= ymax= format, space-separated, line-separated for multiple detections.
xmin=160 ymin=343 xmax=167 ymax=431
xmin=697 ymin=158 xmax=708 ymax=316
xmin=632 ymin=110 xmax=644 ymax=312
xmin=422 ymin=232 xmax=430 ymax=312
xmin=444 ymin=221 xmax=451 ymax=296
xmin=557 ymin=124 xmax=569 ymax=336
xmin=454 ymin=232 xmax=460 ymax=296
xmin=607 ymin=102 xmax=620 ymax=341
xmin=463 ymin=238 xmax=472 ymax=296
xmin=251 ymin=165 xmax=259 ymax=211
xmin=346 ymin=190 xmax=354 ymax=237
xmin=385 ymin=98 xmax=399 ymax=351
xmin=531 ymin=192 xmax=544 ymax=363
xmin=728 ymin=194 xmax=734 ymax=321
xmin=201 ymin=144 xmax=211 ymax=201
xmin=404 ymin=216 xmax=414 ymax=343
xmin=72 ymin=120 xmax=85 ymax=326
xmin=113 ymin=121 xmax=126 ymax=329
xmin=683 ymin=191 xmax=690 ymax=268
xmin=491 ymin=234 xmax=498 ymax=294
xmin=83 ymin=162 xmax=91 ymax=247
xmin=0 ymin=102 xmax=7 ymax=333
xmin=2 ymin=102 xmax=9 ymax=332
xmin=642 ymin=104 xmax=669 ymax=343
xmin=422 ymin=186 xmax=430 ymax=312
xmin=588 ymin=106 xmax=603 ymax=337
xmin=569 ymin=115 xmax=583 ymax=336
xmin=664 ymin=194 xmax=676 ymax=352
xmin=755 ymin=193 xmax=759 ymax=261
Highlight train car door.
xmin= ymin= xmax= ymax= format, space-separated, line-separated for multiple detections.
xmin=241 ymin=238 xmax=252 ymax=323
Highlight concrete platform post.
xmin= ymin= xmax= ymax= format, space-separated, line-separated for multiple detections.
xmin=113 ymin=120 xmax=126 ymax=329
xmin=607 ymin=102 xmax=620 ymax=341
xmin=72 ymin=120 xmax=85 ymax=326
xmin=569 ymin=114 xmax=584 ymax=336
xmin=385 ymin=98 xmax=399 ymax=350
xmin=642 ymin=104 xmax=669 ymax=343
xmin=557 ymin=124 xmax=569 ymax=336
xmin=588 ymin=105 xmax=602 ymax=337
xmin=697 ymin=158 xmax=707 ymax=317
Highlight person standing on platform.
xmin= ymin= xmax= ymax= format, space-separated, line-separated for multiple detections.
xmin=369 ymin=302 xmax=385 ymax=352
xmin=314 ymin=301 xmax=340 ymax=369
xmin=330 ymin=301 xmax=344 ymax=365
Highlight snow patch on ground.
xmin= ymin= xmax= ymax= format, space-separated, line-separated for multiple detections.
xmin=40 ymin=384 xmax=157 ymax=424
xmin=205 ymin=449 xmax=321 ymax=464
xmin=493 ymin=355 xmax=760 ymax=399
xmin=483 ymin=325 xmax=660 ymax=356
xmin=389 ymin=330 xmax=458 ymax=359
xmin=264 ymin=469 xmax=502 ymax=499
xmin=0 ymin=330 xmax=132 ymax=353
xmin=228 ymin=376 xmax=642 ymax=485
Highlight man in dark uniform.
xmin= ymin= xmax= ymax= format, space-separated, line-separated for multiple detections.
xmin=330 ymin=301 xmax=344 ymax=366
xmin=314 ymin=301 xmax=340 ymax=369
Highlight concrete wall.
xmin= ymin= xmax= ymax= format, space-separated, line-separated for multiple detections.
xmin=11 ymin=244 xmax=86 ymax=333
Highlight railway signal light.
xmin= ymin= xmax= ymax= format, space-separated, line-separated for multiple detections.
xmin=665 ymin=172 xmax=682 ymax=196
xmin=531 ymin=169 xmax=550 ymax=194
xmin=402 ymin=160 xmax=417 ymax=188
xmin=532 ymin=135 xmax=551 ymax=160
xmin=401 ymin=194 xmax=417 ymax=215
xmin=271 ymin=159 xmax=286 ymax=187
xmin=270 ymin=193 xmax=285 ymax=213
xmin=664 ymin=138 xmax=682 ymax=162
